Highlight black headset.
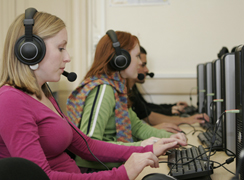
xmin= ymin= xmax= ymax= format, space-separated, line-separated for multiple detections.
xmin=106 ymin=30 xmax=131 ymax=71
xmin=14 ymin=8 xmax=46 ymax=67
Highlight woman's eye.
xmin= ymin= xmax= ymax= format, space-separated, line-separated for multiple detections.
xmin=59 ymin=48 xmax=65 ymax=51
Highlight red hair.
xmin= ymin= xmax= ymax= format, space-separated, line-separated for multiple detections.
xmin=84 ymin=31 xmax=139 ymax=79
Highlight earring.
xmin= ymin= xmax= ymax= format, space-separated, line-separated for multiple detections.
xmin=29 ymin=64 xmax=39 ymax=70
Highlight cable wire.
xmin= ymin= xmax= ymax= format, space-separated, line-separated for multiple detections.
xmin=163 ymin=150 xmax=235 ymax=176
xmin=207 ymin=111 xmax=226 ymax=176
xmin=46 ymin=83 xmax=110 ymax=170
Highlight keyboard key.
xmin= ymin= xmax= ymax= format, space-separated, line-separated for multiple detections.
xmin=197 ymin=129 xmax=223 ymax=150
xmin=167 ymin=146 xmax=213 ymax=179
xmin=191 ymin=147 xmax=203 ymax=172
xmin=198 ymin=145 xmax=208 ymax=161
xmin=198 ymin=133 xmax=207 ymax=143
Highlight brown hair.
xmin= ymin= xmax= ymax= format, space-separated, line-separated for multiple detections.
xmin=0 ymin=11 xmax=65 ymax=99
xmin=84 ymin=31 xmax=139 ymax=79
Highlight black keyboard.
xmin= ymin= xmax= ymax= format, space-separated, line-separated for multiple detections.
xmin=200 ymin=122 xmax=212 ymax=129
xmin=197 ymin=129 xmax=223 ymax=150
xmin=167 ymin=145 xmax=214 ymax=180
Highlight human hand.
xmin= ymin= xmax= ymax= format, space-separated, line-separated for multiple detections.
xmin=152 ymin=138 xmax=185 ymax=156
xmin=153 ymin=122 xmax=182 ymax=133
xmin=176 ymin=101 xmax=188 ymax=108
xmin=124 ymin=152 xmax=159 ymax=180
xmin=140 ymin=137 xmax=161 ymax=147
xmin=184 ymin=113 xmax=209 ymax=124
xmin=126 ymin=137 xmax=187 ymax=179
xmin=202 ymin=113 xmax=210 ymax=122
xmin=170 ymin=132 xmax=187 ymax=144
xmin=172 ymin=105 xmax=185 ymax=114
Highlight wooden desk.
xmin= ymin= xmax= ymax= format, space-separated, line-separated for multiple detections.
xmin=136 ymin=124 xmax=236 ymax=180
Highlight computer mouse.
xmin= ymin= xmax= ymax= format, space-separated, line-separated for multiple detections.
xmin=142 ymin=173 xmax=177 ymax=180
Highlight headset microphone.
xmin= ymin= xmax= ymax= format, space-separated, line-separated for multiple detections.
xmin=137 ymin=73 xmax=145 ymax=80
xmin=62 ymin=71 xmax=77 ymax=82
xmin=138 ymin=72 xmax=155 ymax=80
xmin=146 ymin=72 xmax=154 ymax=78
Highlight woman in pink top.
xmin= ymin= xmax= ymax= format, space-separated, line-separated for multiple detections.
xmin=0 ymin=7 xmax=186 ymax=180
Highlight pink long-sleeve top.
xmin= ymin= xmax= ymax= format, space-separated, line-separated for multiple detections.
xmin=0 ymin=86 xmax=153 ymax=180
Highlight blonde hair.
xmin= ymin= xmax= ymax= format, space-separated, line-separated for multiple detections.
xmin=0 ymin=11 xmax=65 ymax=99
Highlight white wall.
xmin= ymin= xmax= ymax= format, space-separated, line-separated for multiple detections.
xmin=1 ymin=0 xmax=244 ymax=111
xmin=0 ymin=0 xmax=88 ymax=114
xmin=98 ymin=0 xmax=244 ymax=106
xmin=104 ymin=0 xmax=244 ymax=77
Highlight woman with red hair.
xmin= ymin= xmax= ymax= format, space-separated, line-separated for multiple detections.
xmin=67 ymin=30 xmax=187 ymax=172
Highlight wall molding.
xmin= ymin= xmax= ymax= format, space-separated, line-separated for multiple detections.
xmin=137 ymin=78 xmax=197 ymax=95
xmin=152 ymin=73 xmax=196 ymax=79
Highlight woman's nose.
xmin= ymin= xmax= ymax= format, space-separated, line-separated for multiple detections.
xmin=64 ymin=51 xmax=71 ymax=62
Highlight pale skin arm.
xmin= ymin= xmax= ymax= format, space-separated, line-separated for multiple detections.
xmin=140 ymin=133 xmax=187 ymax=147
xmin=176 ymin=101 xmax=188 ymax=107
xmin=152 ymin=122 xmax=182 ymax=133
xmin=172 ymin=105 xmax=185 ymax=114
xmin=172 ymin=101 xmax=189 ymax=114
xmin=144 ymin=111 xmax=210 ymax=126
xmin=124 ymin=138 xmax=187 ymax=180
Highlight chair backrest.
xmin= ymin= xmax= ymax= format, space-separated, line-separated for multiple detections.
xmin=0 ymin=157 xmax=50 ymax=180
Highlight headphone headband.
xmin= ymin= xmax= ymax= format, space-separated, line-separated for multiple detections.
xmin=106 ymin=30 xmax=131 ymax=71
xmin=106 ymin=30 xmax=122 ymax=56
xmin=24 ymin=8 xmax=37 ymax=41
xmin=25 ymin=8 xmax=37 ymax=19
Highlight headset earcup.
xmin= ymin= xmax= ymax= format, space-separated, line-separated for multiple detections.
xmin=109 ymin=49 xmax=131 ymax=71
xmin=109 ymin=54 xmax=118 ymax=70
xmin=14 ymin=35 xmax=46 ymax=65
xmin=121 ymin=49 xmax=131 ymax=69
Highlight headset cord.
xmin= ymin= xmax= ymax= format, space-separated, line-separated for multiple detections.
xmin=66 ymin=120 xmax=110 ymax=170
xmin=166 ymin=149 xmax=211 ymax=175
xmin=46 ymin=83 xmax=110 ymax=170
xmin=209 ymin=101 xmax=214 ymax=125
xmin=205 ymin=146 xmax=236 ymax=158
xmin=207 ymin=111 xmax=226 ymax=176
xmin=164 ymin=148 xmax=235 ymax=176
xmin=165 ymin=158 xmax=235 ymax=176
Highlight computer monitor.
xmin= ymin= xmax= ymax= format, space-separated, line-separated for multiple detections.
xmin=221 ymin=52 xmax=236 ymax=156
xmin=235 ymin=45 xmax=244 ymax=180
xmin=212 ymin=59 xmax=222 ymax=124
xmin=205 ymin=62 xmax=214 ymax=123
xmin=197 ymin=64 xmax=205 ymax=114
